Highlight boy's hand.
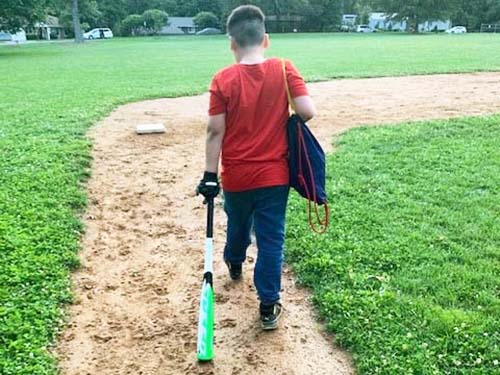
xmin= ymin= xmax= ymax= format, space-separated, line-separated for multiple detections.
xmin=196 ymin=172 xmax=220 ymax=199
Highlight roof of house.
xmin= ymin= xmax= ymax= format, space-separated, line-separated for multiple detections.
xmin=0 ymin=31 xmax=12 ymax=41
xmin=160 ymin=25 xmax=184 ymax=34
xmin=167 ymin=17 xmax=195 ymax=28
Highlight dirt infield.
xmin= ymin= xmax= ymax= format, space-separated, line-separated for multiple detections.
xmin=55 ymin=72 xmax=500 ymax=375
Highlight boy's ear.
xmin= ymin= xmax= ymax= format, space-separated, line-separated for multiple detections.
xmin=230 ymin=37 xmax=237 ymax=52
xmin=263 ymin=34 xmax=270 ymax=49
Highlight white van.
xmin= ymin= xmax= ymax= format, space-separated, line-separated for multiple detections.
xmin=83 ymin=28 xmax=113 ymax=40
xmin=356 ymin=25 xmax=374 ymax=33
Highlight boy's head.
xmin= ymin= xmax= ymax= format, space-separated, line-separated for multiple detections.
xmin=227 ymin=5 xmax=266 ymax=50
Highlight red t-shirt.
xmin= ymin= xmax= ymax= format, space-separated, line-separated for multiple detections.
xmin=209 ymin=58 xmax=308 ymax=192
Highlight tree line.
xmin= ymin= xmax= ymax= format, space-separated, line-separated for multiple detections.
xmin=2 ymin=0 xmax=500 ymax=37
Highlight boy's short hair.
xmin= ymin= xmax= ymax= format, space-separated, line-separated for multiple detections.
xmin=227 ymin=5 xmax=265 ymax=48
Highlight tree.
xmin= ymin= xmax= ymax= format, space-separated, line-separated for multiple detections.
xmin=72 ymin=0 xmax=84 ymax=42
xmin=341 ymin=0 xmax=359 ymax=14
xmin=148 ymin=0 xmax=179 ymax=14
xmin=96 ymin=0 xmax=128 ymax=29
xmin=0 ymin=0 xmax=50 ymax=31
xmin=123 ymin=0 xmax=222 ymax=17
xmin=53 ymin=0 xmax=102 ymax=38
xmin=258 ymin=0 xmax=308 ymax=19
xmin=120 ymin=14 xmax=144 ymax=35
xmin=142 ymin=9 xmax=168 ymax=34
xmin=374 ymin=0 xmax=456 ymax=32
xmin=355 ymin=1 xmax=372 ymax=25
xmin=219 ymin=0 xmax=309 ymax=32
xmin=125 ymin=0 xmax=152 ymax=14
xmin=301 ymin=0 xmax=342 ymax=31
xmin=179 ymin=0 xmax=222 ymax=17
xmin=194 ymin=0 xmax=223 ymax=16
xmin=451 ymin=0 xmax=500 ymax=31
xmin=193 ymin=11 xmax=219 ymax=30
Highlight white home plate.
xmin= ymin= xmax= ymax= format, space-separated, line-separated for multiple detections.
xmin=136 ymin=123 xmax=166 ymax=134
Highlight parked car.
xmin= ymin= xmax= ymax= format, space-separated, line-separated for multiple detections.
xmin=196 ymin=28 xmax=222 ymax=35
xmin=356 ymin=25 xmax=375 ymax=33
xmin=83 ymin=28 xmax=113 ymax=40
xmin=445 ymin=26 xmax=467 ymax=34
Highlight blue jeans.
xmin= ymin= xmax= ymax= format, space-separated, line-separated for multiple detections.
xmin=223 ymin=185 xmax=289 ymax=305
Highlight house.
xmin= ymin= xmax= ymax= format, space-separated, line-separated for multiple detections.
xmin=369 ymin=12 xmax=405 ymax=31
xmin=342 ymin=14 xmax=358 ymax=27
xmin=2 ymin=16 xmax=64 ymax=42
xmin=368 ymin=13 xmax=451 ymax=31
xmin=418 ymin=20 xmax=451 ymax=32
xmin=0 ymin=29 xmax=27 ymax=43
xmin=160 ymin=17 xmax=196 ymax=35
xmin=24 ymin=15 xmax=64 ymax=40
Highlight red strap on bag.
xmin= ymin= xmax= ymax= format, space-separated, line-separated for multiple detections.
xmin=296 ymin=118 xmax=329 ymax=234
xmin=283 ymin=59 xmax=329 ymax=234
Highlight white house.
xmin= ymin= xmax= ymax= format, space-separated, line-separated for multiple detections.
xmin=369 ymin=13 xmax=451 ymax=31
xmin=0 ymin=29 xmax=27 ymax=43
xmin=33 ymin=15 xmax=64 ymax=40
xmin=418 ymin=19 xmax=451 ymax=32
xmin=342 ymin=14 xmax=358 ymax=27
xmin=160 ymin=17 xmax=196 ymax=35
xmin=369 ymin=12 xmax=405 ymax=31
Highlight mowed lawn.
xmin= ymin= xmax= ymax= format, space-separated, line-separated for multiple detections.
xmin=0 ymin=33 xmax=499 ymax=374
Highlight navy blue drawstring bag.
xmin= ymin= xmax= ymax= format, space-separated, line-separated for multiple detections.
xmin=283 ymin=60 xmax=329 ymax=233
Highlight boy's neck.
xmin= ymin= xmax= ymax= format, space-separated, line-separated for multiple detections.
xmin=235 ymin=47 xmax=266 ymax=64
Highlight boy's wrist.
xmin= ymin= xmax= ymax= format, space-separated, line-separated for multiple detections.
xmin=203 ymin=171 xmax=218 ymax=181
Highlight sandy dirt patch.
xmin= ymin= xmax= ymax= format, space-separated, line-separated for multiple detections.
xmin=55 ymin=72 xmax=500 ymax=375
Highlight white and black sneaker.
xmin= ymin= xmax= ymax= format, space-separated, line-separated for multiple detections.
xmin=225 ymin=260 xmax=242 ymax=281
xmin=260 ymin=302 xmax=283 ymax=330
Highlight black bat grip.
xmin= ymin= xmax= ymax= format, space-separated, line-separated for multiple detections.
xmin=206 ymin=197 xmax=214 ymax=239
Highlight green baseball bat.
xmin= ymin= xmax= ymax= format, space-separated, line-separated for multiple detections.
xmin=197 ymin=196 xmax=215 ymax=361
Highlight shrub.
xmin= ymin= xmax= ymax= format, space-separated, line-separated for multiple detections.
xmin=193 ymin=11 xmax=219 ymax=30
xmin=142 ymin=9 xmax=168 ymax=35
xmin=120 ymin=14 xmax=144 ymax=36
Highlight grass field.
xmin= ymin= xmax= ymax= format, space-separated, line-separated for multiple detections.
xmin=287 ymin=115 xmax=500 ymax=374
xmin=0 ymin=33 xmax=499 ymax=373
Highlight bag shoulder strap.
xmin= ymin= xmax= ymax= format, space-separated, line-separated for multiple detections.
xmin=282 ymin=62 xmax=330 ymax=234
xmin=281 ymin=59 xmax=296 ymax=113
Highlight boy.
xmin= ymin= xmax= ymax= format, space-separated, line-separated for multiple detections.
xmin=196 ymin=5 xmax=315 ymax=330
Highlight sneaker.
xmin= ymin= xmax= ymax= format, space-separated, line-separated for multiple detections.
xmin=224 ymin=260 xmax=242 ymax=281
xmin=260 ymin=302 xmax=283 ymax=330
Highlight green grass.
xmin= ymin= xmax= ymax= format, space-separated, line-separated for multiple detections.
xmin=0 ymin=33 xmax=499 ymax=373
xmin=287 ymin=115 xmax=500 ymax=374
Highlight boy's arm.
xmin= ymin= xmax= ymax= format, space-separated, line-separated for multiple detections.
xmin=196 ymin=75 xmax=225 ymax=200
xmin=205 ymin=113 xmax=226 ymax=173
xmin=285 ymin=60 xmax=316 ymax=122
xmin=292 ymin=95 xmax=316 ymax=122
xmin=196 ymin=114 xmax=225 ymax=199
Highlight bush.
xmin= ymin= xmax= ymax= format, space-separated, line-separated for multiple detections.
xmin=193 ymin=11 xmax=219 ymax=30
xmin=112 ymin=22 xmax=122 ymax=37
xmin=81 ymin=22 xmax=90 ymax=32
xmin=142 ymin=9 xmax=168 ymax=35
xmin=120 ymin=14 xmax=144 ymax=36
xmin=26 ymin=33 xmax=39 ymax=40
